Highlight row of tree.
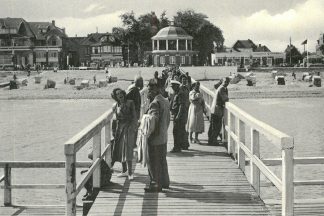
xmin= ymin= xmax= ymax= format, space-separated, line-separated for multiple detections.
xmin=112 ymin=10 xmax=225 ymax=66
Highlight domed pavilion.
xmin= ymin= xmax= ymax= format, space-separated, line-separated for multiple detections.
xmin=151 ymin=24 xmax=198 ymax=66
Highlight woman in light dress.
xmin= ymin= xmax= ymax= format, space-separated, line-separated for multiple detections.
xmin=186 ymin=82 xmax=206 ymax=143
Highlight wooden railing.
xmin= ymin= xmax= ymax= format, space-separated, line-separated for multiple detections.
xmin=0 ymin=88 xmax=149 ymax=216
xmin=64 ymin=87 xmax=148 ymax=216
xmin=198 ymin=79 xmax=324 ymax=216
xmin=197 ymin=80 xmax=295 ymax=216
xmin=0 ymin=161 xmax=91 ymax=206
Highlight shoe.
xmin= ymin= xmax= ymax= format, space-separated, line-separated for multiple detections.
xmin=170 ymin=148 xmax=181 ymax=153
xmin=117 ymin=172 xmax=128 ymax=177
xmin=128 ymin=175 xmax=134 ymax=181
xmin=182 ymin=146 xmax=189 ymax=150
xmin=190 ymin=137 xmax=193 ymax=143
xmin=144 ymin=187 xmax=162 ymax=193
xmin=162 ymin=185 xmax=169 ymax=189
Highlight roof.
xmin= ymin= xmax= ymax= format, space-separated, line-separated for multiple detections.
xmin=0 ymin=18 xmax=34 ymax=37
xmin=254 ymin=45 xmax=271 ymax=52
xmin=233 ymin=39 xmax=257 ymax=50
xmin=29 ymin=22 xmax=67 ymax=39
xmin=81 ymin=33 xmax=117 ymax=46
xmin=152 ymin=26 xmax=193 ymax=40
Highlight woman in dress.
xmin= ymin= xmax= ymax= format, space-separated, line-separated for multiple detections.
xmin=186 ymin=82 xmax=206 ymax=143
xmin=111 ymin=88 xmax=137 ymax=180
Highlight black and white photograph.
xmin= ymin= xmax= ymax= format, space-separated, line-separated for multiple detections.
xmin=0 ymin=0 xmax=323 ymax=215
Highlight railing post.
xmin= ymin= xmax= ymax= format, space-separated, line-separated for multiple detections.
xmin=105 ymin=120 xmax=111 ymax=164
xmin=251 ymin=129 xmax=260 ymax=196
xmin=93 ymin=131 xmax=102 ymax=188
xmin=282 ymin=140 xmax=294 ymax=216
xmin=65 ymin=150 xmax=76 ymax=216
xmin=237 ymin=119 xmax=245 ymax=172
xmin=227 ymin=112 xmax=235 ymax=156
xmin=4 ymin=164 xmax=11 ymax=206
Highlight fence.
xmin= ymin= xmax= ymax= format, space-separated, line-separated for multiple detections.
xmin=199 ymin=79 xmax=324 ymax=216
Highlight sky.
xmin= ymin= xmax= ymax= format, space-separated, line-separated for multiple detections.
xmin=1 ymin=0 xmax=324 ymax=52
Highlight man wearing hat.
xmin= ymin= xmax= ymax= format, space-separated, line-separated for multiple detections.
xmin=170 ymin=80 xmax=186 ymax=153
xmin=208 ymin=77 xmax=230 ymax=145
xmin=145 ymin=79 xmax=170 ymax=192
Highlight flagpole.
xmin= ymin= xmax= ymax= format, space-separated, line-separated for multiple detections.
xmin=306 ymin=41 xmax=308 ymax=67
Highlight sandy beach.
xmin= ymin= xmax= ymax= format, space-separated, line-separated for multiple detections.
xmin=0 ymin=67 xmax=323 ymax=100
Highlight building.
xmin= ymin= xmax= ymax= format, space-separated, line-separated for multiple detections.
xmin=211 ymin=39 xmax=285 ymax=67
xmin=150 ymin=24 xmax=198 ymax=66
xmin=79 ymin=33 xmax=123 ymax=68
xmin=0 ymin=18 xmax=76 ymax=69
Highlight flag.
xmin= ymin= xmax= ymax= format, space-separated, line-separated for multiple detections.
xmin=301 ymin=39 xmax=307 ymax=45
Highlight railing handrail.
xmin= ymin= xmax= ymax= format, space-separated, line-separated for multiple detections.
xmin=226 ymin=102 xmax=293 ymax=150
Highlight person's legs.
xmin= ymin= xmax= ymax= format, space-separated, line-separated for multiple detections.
xmin=160 ymin=144 xmax=170 ymax=188
xmin=208 ymin=114 xmax=217 ymax=145
xmin=127 ymin=160 xmax=132 ymax=176
xmin=122 ymin=162 xmax=127 ymax=173
xmin=189 ymin=132 xmax=193 ymax=142
xmin=172 ymin=120 xmax=182 ymax=152
xmin=146 ymin=145 xmax=162 ymax=191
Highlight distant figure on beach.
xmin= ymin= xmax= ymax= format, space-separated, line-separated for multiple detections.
xmin=93 ymin=75 xmax=96 ymax=84
xmin=186 ymin=81 xmax=206 ymax=144
xmin=208 ymin=77 xmax=230 ymax=145
xmin=292 ymin=72 xmax=296 ymax=80
xmin=111 ymin=88 xmax=137 ymax=181
xmin=144 ymin=79 xmax=170 ymax=192
xmin=13 ymin=73 xmax=17 ymax=80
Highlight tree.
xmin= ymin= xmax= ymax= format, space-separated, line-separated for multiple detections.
xmin=285 ymin=44 xmax=302 ymax=65
xmin=174 ymin=10 xmax=224 ymax=65
xmin=320 ymin=44 xmax=324 ymax=55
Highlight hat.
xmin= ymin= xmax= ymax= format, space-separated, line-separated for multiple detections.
xmin=170 ymin=80 xmax=181 ymax=85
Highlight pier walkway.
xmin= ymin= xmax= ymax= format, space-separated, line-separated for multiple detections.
xmin=87 ymin=122 xmax=270 ymax=216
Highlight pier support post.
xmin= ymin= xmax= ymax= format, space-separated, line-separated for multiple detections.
xmin=105 ymin=120 xmax=111 ymax=164
xmin=65 ymin=151 xmax=76 ymax=216
xmin=251 ymin=129 xmax=260 ymax=195
xmin=228 ymin=113 xmax=235 ymax=157
xmin=4 ymin=164 xmax=11 ymax=206
xmin=237 ymin=120 xmax=245 ymax=172
xmin=93 ymin=131 xmax=102 ymax=188
xmin=282 ymin=144 xmax=294 ymax=216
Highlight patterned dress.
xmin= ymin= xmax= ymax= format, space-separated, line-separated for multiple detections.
xmin=112 ymin=100 xmax=136 ymax=163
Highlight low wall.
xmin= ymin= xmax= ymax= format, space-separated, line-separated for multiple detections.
xmin=251 ymin=67 xmax=324 ymax=73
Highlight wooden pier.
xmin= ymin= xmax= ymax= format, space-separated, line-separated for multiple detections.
xmin=1 ymin=81 xmax=324 ymax=216
xmin=87 ymin=122 xmax=271 ymax=216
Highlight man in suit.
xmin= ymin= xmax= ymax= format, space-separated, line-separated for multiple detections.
xmin=208 ymin=77 xmax=230 ymax=145
xmin=145 ymin=79 xmax=170 ymax=192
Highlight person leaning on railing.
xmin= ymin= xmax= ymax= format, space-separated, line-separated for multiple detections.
xmin=208 ymin=77 xmax=230 ymax=146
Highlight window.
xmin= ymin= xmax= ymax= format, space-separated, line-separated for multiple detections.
xmin=188 ymin=56 xmax=192 ymax=65
xmin=170 ymin=56 xmax=175 ymax=64
xmin=178 ymin=40 xmax=186 ymax=50
xmin=187 ymin=40 xmax=192 ymax=50
xmin=168 ymin=40 xmax=176 ymax=50
xmin=159 ymin=40 xmax=166 ymax=50
xmin=103 ymin=46 xmax=108 ymax=53
xmin=154 ymin=40 xmax=158 ymax=50
xmin=49 ymin=52 xmax=57 ymax=58
xmin=52 ymin=40 xmax=56 ymax=46
xmin=93 ymin=47 xmax=98 ymax=54
xmin=160 ymin=56 xmax=165 ymax=65
xmin=181 ymin=56 xmax=185 ymax=64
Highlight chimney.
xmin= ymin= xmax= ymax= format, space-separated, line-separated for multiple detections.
xmin=52 ymin=20 xmax=55 ymax=26
xmin=259 ymin=44 xmax=261 ymax=47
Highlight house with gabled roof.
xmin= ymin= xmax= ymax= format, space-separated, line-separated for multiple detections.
xmin=211 ymin=39 xmax=285 ymax=67
xmin=0 ymin=18 xmax=77 ymax=69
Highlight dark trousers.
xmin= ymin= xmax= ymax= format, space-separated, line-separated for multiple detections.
xmin=147 ymin=144 xmax=170 ymax=189
xmin=182 ymin=112 xmax=190 ymax=149
xmin=208 ymin=113 xmax=223 ymax=145
xmin=173 ymin=119 xmax=186 ymax=150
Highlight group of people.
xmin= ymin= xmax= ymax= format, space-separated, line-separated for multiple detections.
xmin=108 ymin=66 xmax=230 ymax=192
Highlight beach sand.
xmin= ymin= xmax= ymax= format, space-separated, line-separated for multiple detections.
xmin=0 ymin=67 xmax=323 ymax=100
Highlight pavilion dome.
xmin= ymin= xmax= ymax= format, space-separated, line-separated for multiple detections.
xmin=152 ymin=25 xmax=193 ymax=40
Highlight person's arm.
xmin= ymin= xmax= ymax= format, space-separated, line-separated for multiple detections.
xmin=147 ymin=101 xmax=160 ymax=135
xmin=175 ymin=92 xmax=185 ymax=121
